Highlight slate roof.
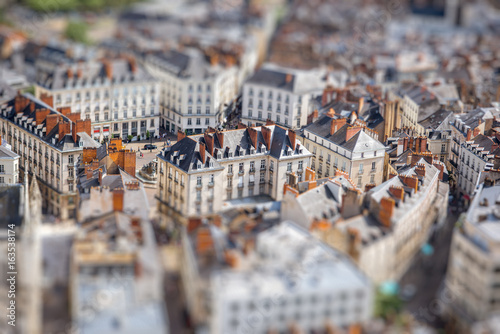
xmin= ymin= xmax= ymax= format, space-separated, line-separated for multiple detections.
xmin=37 ymin=58 xmax=155 ymax=90
xmin=159 ymin=125 xmax=311 ymax=173
xmin=1 ymin=94 xmax=99 ymax=152
xmin=419 ymin=108 xmax=452 ymax=130
xmin=304 ymin=115 xmax=386 ymax=153
xmin=246 ymin=68 xmax=295 ymax=92
xmin=0 ymin=145 xmax=19 ymax=159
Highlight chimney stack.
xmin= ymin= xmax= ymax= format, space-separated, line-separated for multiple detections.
xmin=330 ymin=118 xmax=347 ymax=136
xmin=285 ymin=73 xmax=292 ymax=83
xmin=177 ymin=130 xmax=186 ymax=142
xmin=345 ymin=126 xmax=363 ymax=142
xmin=247 ymin=127 xmax=258 ymax=149
xmin=45 ymin=114 xmax=59 ymax=134
xmin=215 ymin=131 xmax=224 ymax=148
xmin=112 ymin=188 xmax=124 ymax=212
xmin=204 ymin=133 xmax=215 ymax=156
xmin=389 ymin=186 xmax=405 ymax=202
xmin=199 ymin=142 xmax=206 ymax=164
xmin=261 ymin=126 xmax=271 ymax=149
xmin=379 ymin=197 xmax=395 ymax=227
xmin=288 ymin=129 xmax=296 ymax=150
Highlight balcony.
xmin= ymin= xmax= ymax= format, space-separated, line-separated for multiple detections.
xmin=56 ymin=160 xmax=60 ymax=166
xmin=237 ymin=183 xmax=244 ymax=188
xmin=226 ymin=184 xmax=233 ymax=190
xmin=208 ymin=181 xmax=214 ymax=188
xmin=260 ymin=179 xmax=266 ymax=184
xmin=207 ymin=195 xmax=214 ymax=201
xmin=168 ymin=174 xmax=172 ymax=180
xmin=318 ymin=156 xmax=323 ymax=162
xmin=249 ymin=181 xmax=255 ymax=186
xmin=238 ymin=170 xmax=245 ymax=176
xmin=358 ymin=170 xmax=364 ymax=175
xmin=451 ymin=148 xmax=459 ymax=156
xmin=180 ymin=182 xmax=185 ymax=187
xmin=196 ymin=183 xmax=202 ymax=189
xmin=174 ymin=178 xmax=179 ymax=184
xmin=249 ymin=168 xmax=256 ymax=174
xmin=326 ymin=160 xmax=330 ymax=165
xmin=269 ymin=166 xmax=274 ymax=172
xmin=260 ymin=165 xmax=266 ymax=171
xmin=195 ymin=197 xmax=201 ymax=204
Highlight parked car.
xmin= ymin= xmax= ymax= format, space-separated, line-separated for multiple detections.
xmin=143 ymin=144 xmax=157 ymax=150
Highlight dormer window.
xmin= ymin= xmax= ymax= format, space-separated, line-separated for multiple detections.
xmin=239 ymin=149 xmax=244 ymax=156
xmin=229 ymin=152 xmax=233 ymax=158
xmin=209 ymin=161 xmax=214 ymax=167
xmin=250 ymin=148 xmax=255 ymax=154
xmin=197 ymin=162 xmax=202 ymax=169
xmin=217 ymin=152 xmax=222 ymax=159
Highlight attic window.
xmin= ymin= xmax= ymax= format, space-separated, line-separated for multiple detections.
xmin=229 ymin=152 xmax=233 ymax=158
xmin=209 ymin=161 xmax=214 ymax=167
xmin=197 ymin=162 xmax=202 ymax=169
xmin=217 ymin=152 xmax=222 ymax=159
xmin=250 ymin=148 xmax=255 ymax=154
xmin=239 ymin=149 xmax=244 ymax=156
xmin=79 ymin=140 xmax=83 ymax=147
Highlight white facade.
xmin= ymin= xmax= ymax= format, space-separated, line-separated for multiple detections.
xmin=0 ymin=142 xmax=19 ymax=184
xmin=144 ymin=50 xmax=239 ymax=135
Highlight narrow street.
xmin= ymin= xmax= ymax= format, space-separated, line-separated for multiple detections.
xmin=400 ymin=208 xmax=461 ymax=329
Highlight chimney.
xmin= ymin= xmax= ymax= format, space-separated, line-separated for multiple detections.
xmin=103 ymin=60 xmax=113 ymax=79
xmin=473 ymin=127 xmax=481 ymax=138
xmin=261 ymin=126 xmax=272 ymax=149
xmin=199 ymin=142 xmax=206 ymax=164
xmin=389 ymin=173 xmax=397 ymax=179
xmin=128 ymin=57 xmax=137 ymax=73
xmin=224 ymin=250 xmax=239 ymax=268
xmin=266 ymin=119 xmax=275 ymax=126
xmin=86 ymin=166 xmax=93 ymax=180
xmin=216 ymin=131 xmax=224 ymax=148
xmin=400 ymin=175 xmax=418 ymax=193
xmin=35 ymin=108 xmax=50 ymax=125
xmin=433 ymin=162 xmax=444 ymax=181
xmin=30 ymin=101 xmax=35 ymax=113
xmin=247 ymin=127 xmax=258 ymax=149
xmin=58 ymin=121 xmax=71 ymax=141
xmin=379 ymin=197 xmax=395 ymax=227
xmin=326 ymin=108 xmax=335 ymax=118
xmin=403 ymin=137 xmax=408 ymax=152
xmin=408 ymin=137 xmax=414 ymax=151
xmin=57 ymin=106 xmax=72 ymax=116
xmin=204 ymin=133 xmax=215 ymax=156
xmin=389 ymin=186 xmax=405 ymax=202
xmin=397 ymin=138 xmax=404 ymax=156
xmin=238 ymin=122 xmax=247 ymax=129
xmin=358 ymin=97 xmax=364 ymax=115
xmin=40 ymin=93 xmax=53 ymax=107
xmin=75 ymin=119 xmax=91 ymax=137
xmin=313 ymin=109 xmax=318 ymax=119
xmin=345 ymin=126 xmax=363 ymax=142
xmin=67 ymin=68 xmax=73 ymax=79
xmin=98 ymin=168 xmax=103 ymax=184
xmin=112 ymin=188 xmax=124 ymax=212
xmin=420 ymin=137 xmax=427 ymax=153
xmin=466 ymin=128 xmax=472 ymax=141
xmin=45 ymin=114 xmax=59 ymax=134
xmin=341 ymin=188 xmax=362 ymax=219
xmin=285 ymin=73 xmax=292 ymax=83
xmin=364 ymin=183 xmax=376 ymax=192
xmin=321 ymin=85 xmax=335 ymax=106
xmin=330 ymin=118 xmax=347 ymax=136
xmin=14 ymin=95 xmax=29 ymax=113
xmin=77 ymin=68 xmax=82 ymax=78
xmin=415 ymin=137 xmax=421 ymax=153
xmin=288 ymin=129 xmax=296 ymax=150
xmin=177 ymin=130 xmax=186 ymax=142
xmin=415 ymin=164 xmax=426 ymax=178
xmin=301 ymin=168 xmax=314 ymax=183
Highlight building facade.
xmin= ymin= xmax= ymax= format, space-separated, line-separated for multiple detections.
xmin=241 ymin=66 xmax=324 ymax=129
xmin=301 ymin=112 xmax=387 ymax=190
xmin=144 ymin=49 xmax=239 ymax=135
xmin=157 ymin=124 xmax=312 ymax=218
xmin=35 ymin=57 xmax=160 ymax=142
xmin=0 ymin=138 xmax=19 ymax=184
xmin=445 ymin=182 xmax=500 ymax=326
xmin=0 ymin=93 xmax=99 ymax=220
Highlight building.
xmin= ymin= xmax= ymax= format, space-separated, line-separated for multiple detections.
xmin=240 ymin=65 xmax=325 ymax=129
xmin=156 ymin=124 xmax=312 ymax=218
xmin=427 ymin=130 xmax=452 ymax=163
xmin=282 ymin=156 xmax=448 ymax=283
xmin=457 ymin=134 xmax=500 ymax=199
xmin=35 ymin=57 xmax=160 ymax=142
xmin=181 ymin=218 xmax=373 ymax=333
xmin=70 ymin=183 xmax=167 ymax=334
xmin=144 ymin=48 xmax=239 ymax=135
xmin=445 ymin=181 xmax=500 ymax=327
xmin=388 ymin=83 xmax=442 ymax=135
xmin=301 ymin=110 xmax=387 ymax=190
xmin=0 ymin=136 xmax=19 ymax=184
xmin=0 ymin=177 xmax=42 ymax=334
xmin=0 ymin=93 xmax=100 ymax=220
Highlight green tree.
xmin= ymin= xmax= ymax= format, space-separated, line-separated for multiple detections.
xmin=374 ymin=290 xmax=403 ymax=320
xmin=146 ymin=130 xmax=150 ymax=140
xmin=64 ymin=20 xmax=89 ymax=44
xmin=26 ymin=0 xmax=78 ymax=12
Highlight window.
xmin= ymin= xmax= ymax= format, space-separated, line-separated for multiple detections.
xmin=357 ymin=176 xmax=362 ymax=187
xmin=359 ymin=163 xmax=364 ymax=174
xmin=209 ymin=174 xmax=214 ymax=184
xmin=260 ymin=173 xmax=265 ymax=183
xmin=0 ymin=165 xmax=4 ymax=173
xmin=187 ymin=118 xmax=192 ymax=125
xmin=227 ymin=177 xmax=232 ymax=187
xmin=206 ymin=107 xmax=210 ymax=114
xmin=197 ymin=176 xmax=202 ymax=186
xmin=276 ymin=115 xmax=280 ymax=123
xmin=441 ymin=144 xmax=446 ymax=153
xmin=298 ymin=161 xmax=303 ymax=170
xmin=205 ymin=118 xmax=210 ymax=125
xmin=68 ymin=155 xmax=74 ymax=164
xmin=239 ymin=162 xmax=244 ymax=173
xmin=270 ymin=161 xmax=274 ymax=171
xmin=260 ymin=160 xmax=265 ymax=170
xmin=196 ymin=118 xmax=201 ymax=125
xmin=371 ymin=162 xmax=376 ymax=170
xmin=0 ymin=177 xmax=4 ymax=183
xmin=197 ymin=106 xmax=201 ymax=114
xmin=370 ymin=174 xmax=375 ymax=184
xmin=228 ymin=164 xmax=233 ymax=174
xmin=287 ymin=162 xmax=292 ymax=172
xmin=248 ymin=109 xmax=253 ymax=117
xmin=250 ymin=161 xmax=255 ymax=171
xmin=95 ymin=114 xmax=99 ymax=122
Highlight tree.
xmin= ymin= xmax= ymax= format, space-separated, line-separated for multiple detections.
xmin=64 ymin=20 xmax=89 ymax=44
xmin=146 ymin=130 xmax=150 ymax=140
xmin=374 ymin=290 xmax=403 ymax=320
xmin=127 ymin=135 xmax=133 ymax=142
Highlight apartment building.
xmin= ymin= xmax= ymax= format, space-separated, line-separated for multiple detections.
xmin=388 ymin=83 xmax=442 ymax=135
xmin=0 ymin=93 xmax=99 ymax=220
xmin=0 ymin=137 xmax=19 ymax=184
xmin=445 ymin=182 xmax=500 ymax=327
xmin=70 ymin=184 xmax=167 ymax=333
xmin=282 ymin=156 xmax=448 ymax=283
xmin=301 ymin=111 xmax=386 ymax=190
xmin=157 ymin=124 xmax=312 ymax=217
xmin=35 ymin=57 xmax=160 ymax=142
xmin=144 ymin=48 xmax=239 ymax=135
xmin=240 ymin=66 xmax=324 ymax=129
xmin=182 ymin=218 xmax=373 ymax=334
xmin=457 ymin=134 xmax=499 ymax=198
